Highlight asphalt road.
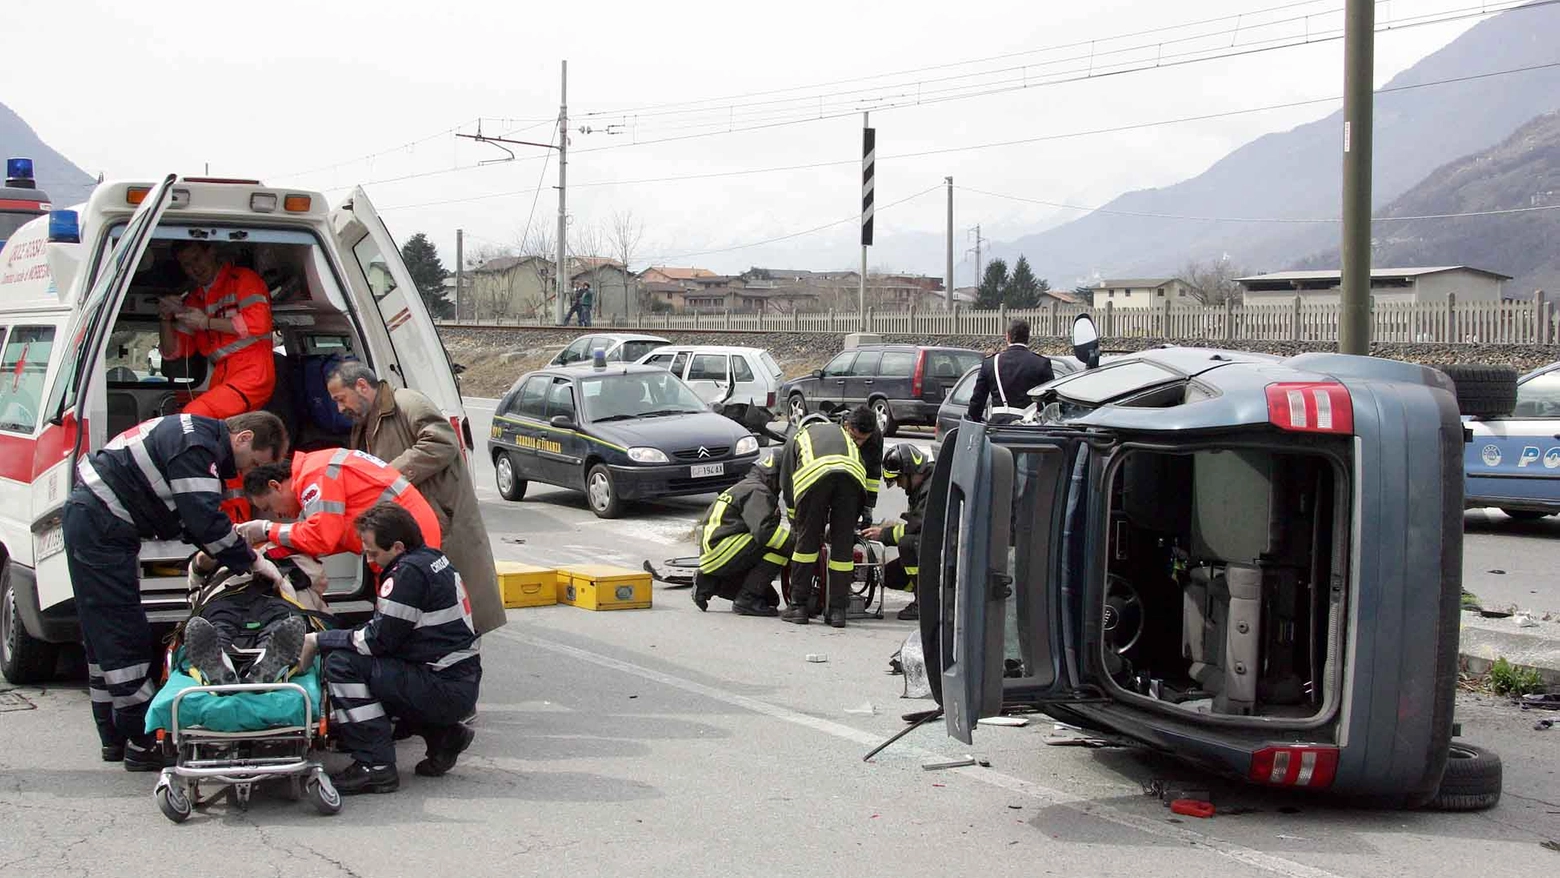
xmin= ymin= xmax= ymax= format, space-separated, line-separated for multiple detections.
xmin=1 ymin=401 xmax=1556 ymax=877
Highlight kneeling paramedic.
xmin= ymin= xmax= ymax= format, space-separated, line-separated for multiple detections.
xmin=694 ymin=451 xmax=792 ymax=617
xmin=297 ymin=503 xmax=480 ymax=794
xmin=779 ymin=406 xmax=876 ymax=628
xmin=63 ymin=411 xmax=289 ymax=770
xmin=861 ymin=444 xmax=935 ymax=622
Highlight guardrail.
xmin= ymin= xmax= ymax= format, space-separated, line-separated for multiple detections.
xmin=440 ymin=293 xmax=1559 ymax=344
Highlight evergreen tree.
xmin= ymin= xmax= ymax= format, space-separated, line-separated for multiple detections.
xmin=400 ymin=232 xmax=454 ymax=318
xmin=1006 ymin=256 xmax=1047 ymax=309
xmin=1072 ymin=285 xmax=1096 ymax=307
xmin=975 ymin=258 xmax=1009 ymax=310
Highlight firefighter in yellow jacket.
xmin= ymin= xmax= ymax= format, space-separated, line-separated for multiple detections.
xmin=778 ymin=407 xmax=877 ymax=628
xmin=694 ymin=451 xmax=792 ymax=616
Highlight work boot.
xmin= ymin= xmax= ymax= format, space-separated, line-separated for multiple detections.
xmin=693 ymin=592 xmax=709 ymax=612
xmin=245 ymin=616 xmax=308 ymax=683
xmin=331 ymin=761 xmax=400 ymax=795
xmin=826 ymin=608 xmax=848 ymax=628
xmin=780 ymin=604 xmax=810 ymax=625
xmin=732 ymin=598 xmax=779 ymax=617
xmin=184 ymin=617 xmax=237 ymax=686
xmin=897 ymin=600 xmax=919 ymax=621
xmin=123 ymin=735 xmax=168 ymax=772
xmin=416 ymin=724 xmax=476 ymax=777
xmin=101 ymin=743 xmax=125 ymax=763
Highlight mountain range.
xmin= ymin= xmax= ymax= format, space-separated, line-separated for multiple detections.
xmin=0 ymin=102 xmax=97 ymax=206
xmin=989 ymin=1 xmax=1560 ymax=289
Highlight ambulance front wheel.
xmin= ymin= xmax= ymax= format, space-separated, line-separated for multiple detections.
xmin=1 ymin=560 xmax=59 ymax=685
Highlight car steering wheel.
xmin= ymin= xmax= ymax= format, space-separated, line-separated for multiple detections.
xmin=1103 ymin=574 xmax=1144 ymax=656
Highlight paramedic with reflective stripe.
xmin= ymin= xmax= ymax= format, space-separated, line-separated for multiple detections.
xmin=778 ymin=406 xmax=876 ymax=628
xmin=694 ymin=450 xmax=793 ymax=617
xmin=158 ymin=240 xmax=276 ymax=419
xmin=966 ymin=319 xmax=1054 ymax=424
xmin=861 ymin=444 xmax=935 ymax=621
xmin=296 ymin=503 xmax=480 ymax=795
xmin=62 ymin=411 xmax=289 ymax=771
xmin=238 ymin=447 xmax=443 ymax=560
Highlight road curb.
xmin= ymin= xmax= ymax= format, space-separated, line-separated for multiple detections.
xmin=1458 ymin=611 xmax=1560 ymax=686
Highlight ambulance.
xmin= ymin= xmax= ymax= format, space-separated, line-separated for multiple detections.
xmin=0 ymin=174 xmax=470 ymax=683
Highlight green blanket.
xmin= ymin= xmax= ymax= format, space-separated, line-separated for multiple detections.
xmin=145 ymin=654 xmax=324 ymax=734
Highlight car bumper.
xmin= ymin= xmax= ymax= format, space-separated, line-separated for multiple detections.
xmin=608 ymin=458 xmax=757 ymax=500
xmin=889 ymin=399 xmax=940 ymax=425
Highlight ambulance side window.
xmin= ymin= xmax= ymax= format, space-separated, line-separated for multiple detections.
xmin=0 ymin=326 xmax=55 ymax=434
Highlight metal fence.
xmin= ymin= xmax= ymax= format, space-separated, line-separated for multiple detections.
xmin=437 ymin=293 xmax=1560 ymax=345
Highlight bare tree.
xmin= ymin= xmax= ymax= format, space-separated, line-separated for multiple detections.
xmin=608 ymin=210 xmax=645 ymax=318
xmin=512 ymin=228 xmax=557 ymax=321
xmin=463 ymin=242 xmax=518 ymax=321
xmin=1181 ymin=255 xmax=1248 ymax=305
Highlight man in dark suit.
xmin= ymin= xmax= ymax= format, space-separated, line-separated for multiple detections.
xmin=966 ymin=319 xmax=1055 ymax=424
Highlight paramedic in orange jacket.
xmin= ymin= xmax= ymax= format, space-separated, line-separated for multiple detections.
xmin=158 ymin=240 xmax=276 ymax=419
xmin=237 ymin=448 xmax=442 ymax=561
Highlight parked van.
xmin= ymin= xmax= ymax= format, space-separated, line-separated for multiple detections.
xmin=0 ymin=174 xmax=470 ymax=683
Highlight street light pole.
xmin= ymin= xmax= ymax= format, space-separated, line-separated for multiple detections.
xmin=945 ymin=177 xmax=954 ymax=310
xmin=1340 ymin=0 xmax=1374 ymax=355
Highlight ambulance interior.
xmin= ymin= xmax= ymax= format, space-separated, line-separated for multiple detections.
xmin=102 ymin=230 xmax=373 ymax=449
xmin=102 ymin=227 xmax=382 ymax=611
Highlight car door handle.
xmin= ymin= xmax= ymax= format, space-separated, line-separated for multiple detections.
xmin=863 ymin=379 xmax=874 ymax=384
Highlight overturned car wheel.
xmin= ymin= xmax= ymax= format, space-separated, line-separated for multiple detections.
xmin=1440 ymin=365 xmax=1518 ymax=419
xmin=1427 ymin=742 xmax=1502 ymax=811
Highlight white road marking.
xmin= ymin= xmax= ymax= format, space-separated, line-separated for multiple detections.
xmin=492 ymin=628 xmax=1355 ymax=878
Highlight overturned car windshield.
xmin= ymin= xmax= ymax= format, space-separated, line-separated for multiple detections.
xmin=1051 ymin=360 xmax=1178 ymax=404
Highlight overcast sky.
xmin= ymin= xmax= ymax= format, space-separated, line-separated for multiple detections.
xmin=8 ymin=0 xmax=1482 ymax=280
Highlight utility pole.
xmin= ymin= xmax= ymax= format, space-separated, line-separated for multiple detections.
xmin=945 ymin=177 xmax=954 ymax=310
xmin=860 ymin=112 xmax=873 ymax=316
xmin=455 ymin=228 xmax=464 ymax=320
xmin=1340 ymin=0 xmax=1374 ymax=355
xmin=556 ymin=60 xmax=570 ymax=326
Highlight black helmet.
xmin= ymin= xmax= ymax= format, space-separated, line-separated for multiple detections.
xmin=882 ymin=444 xmax=933 ymax=481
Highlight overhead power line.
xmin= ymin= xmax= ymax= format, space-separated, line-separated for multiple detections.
xmin=318 ymin=0 xmax=1556 ymax=194
xmin=376 ymin=56 xmax=1560 ymax=213
xmin=958 ymin=185 xmax=1560 ymax=223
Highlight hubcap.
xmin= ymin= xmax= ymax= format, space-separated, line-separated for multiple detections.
xmin=2 ymin=585 xmax=15 ymax=665
xmin=873 ymin=402 xmax=888 ymax=432
xmin=496 ymin=456 xmax=514 ymax=494
xmin=588 ymin=473 xmax=611 ymax=510
xmin=789 ymin=397 xmax=806 ymax=422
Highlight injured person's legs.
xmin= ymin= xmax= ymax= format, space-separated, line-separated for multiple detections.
xmin=184 ymin=617 xmax=239 ymax=686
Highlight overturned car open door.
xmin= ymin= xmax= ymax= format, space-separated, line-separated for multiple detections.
xmin=920 ymin=423 xmax=1095 ymax=745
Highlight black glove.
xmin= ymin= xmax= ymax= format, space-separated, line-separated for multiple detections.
xmin=858 ymin=509 xmax=875 ymax=531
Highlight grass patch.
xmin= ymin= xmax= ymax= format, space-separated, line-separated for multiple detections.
xmin=1488 ymin=657 xmax=1546 ymax=696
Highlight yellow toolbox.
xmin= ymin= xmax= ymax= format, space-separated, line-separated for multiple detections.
xmin=555 ymin=564 xmax=653 ymax=611
xmin=497 ymin=562 xmax=558 ymax=608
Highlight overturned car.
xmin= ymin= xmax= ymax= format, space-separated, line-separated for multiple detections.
xmin=921 ymin=317 xmax=1501 ymax=810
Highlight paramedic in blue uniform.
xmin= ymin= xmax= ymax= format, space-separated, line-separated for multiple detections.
xmin=297 ymin=502 xmax=481 ymax=795
xmin=63 ymin=411 xmax=289 ymax=770
xmin=966 ymin=319 xmax=1054 ymax=425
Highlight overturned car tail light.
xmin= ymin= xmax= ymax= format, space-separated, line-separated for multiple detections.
xmin=1265 ymin=382 xmax=1353 ymax=435
xmin=1249 ymin=745 xmax=1339 ymax=788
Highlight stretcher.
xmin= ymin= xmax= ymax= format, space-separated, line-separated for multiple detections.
xmin=145 ymin=645 xmax=341 ymax=823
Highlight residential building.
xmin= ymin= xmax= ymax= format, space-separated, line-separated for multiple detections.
xmin=467 ymin=256 xmax=640 ymax=320
xmin=1237 ymin=266 xmax=1512 ymax=305
xmin=639 ymin=266 xmax=718 ymax=285
xmin=1092 ymin=277 xmax=1198 ymax=309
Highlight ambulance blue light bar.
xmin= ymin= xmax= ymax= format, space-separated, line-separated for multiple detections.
xmin=7 ymin=158 xmax=34 ymax=181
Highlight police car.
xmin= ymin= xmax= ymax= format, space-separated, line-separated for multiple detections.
xmin=487 ymin=362 xmax=760 ymax=517
xmin=0 ymin=174 xmax=471 ymax=684
xmin=1464 ymin=360 xmax=1560 ymax=518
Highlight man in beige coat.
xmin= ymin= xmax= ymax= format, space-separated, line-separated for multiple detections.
xmin=326 ymin=361 xmax=506 ymax=635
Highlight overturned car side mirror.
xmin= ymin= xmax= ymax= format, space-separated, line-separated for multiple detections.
xmin=1072 ymin=314 xmax=1101 ymax=370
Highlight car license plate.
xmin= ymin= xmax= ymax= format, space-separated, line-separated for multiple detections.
xmin=690 ymin=462 xmax=724 ymax=478
xmin=34 ymin=524 xmax=63 ymax=562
